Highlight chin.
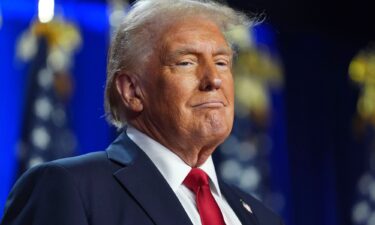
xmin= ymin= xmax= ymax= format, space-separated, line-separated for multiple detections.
xmin=207 ymin=111 xmax=233 ymax=135
xmin=192 ymin=109 xmax=233 ymax=143
xmin=202 ymin=120 xmax=232 ymax=143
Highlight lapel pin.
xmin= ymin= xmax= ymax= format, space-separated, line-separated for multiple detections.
xmin=240 ymin=199 xmax=253 ymax=214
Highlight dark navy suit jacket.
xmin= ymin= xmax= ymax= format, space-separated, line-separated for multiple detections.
xmin=1 ymin=132 xmax=284 ymax=225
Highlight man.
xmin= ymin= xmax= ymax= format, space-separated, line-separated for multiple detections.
xmin=1 ymin=0 xmax=284 ymax=224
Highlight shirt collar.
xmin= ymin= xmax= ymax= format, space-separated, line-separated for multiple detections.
xmin=126 ymin=126 xmax=222 ymax=197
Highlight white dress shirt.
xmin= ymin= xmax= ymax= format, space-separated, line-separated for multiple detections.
xmin=126 ymin=126 xmax=242 ymax=225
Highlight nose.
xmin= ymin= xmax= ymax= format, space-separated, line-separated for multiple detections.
xmin=199 ymin=61 xmax=222 ymax=91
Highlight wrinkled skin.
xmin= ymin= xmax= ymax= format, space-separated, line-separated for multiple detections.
xmin=116 ymin=18 xmax=234 ymax=167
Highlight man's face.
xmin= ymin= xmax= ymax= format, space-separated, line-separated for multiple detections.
xmin=137 ymin=18 xmax=234 ymax=162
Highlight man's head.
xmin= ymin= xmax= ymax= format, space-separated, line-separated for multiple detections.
xmin=105 ymin=0 xmax=251 ymax=166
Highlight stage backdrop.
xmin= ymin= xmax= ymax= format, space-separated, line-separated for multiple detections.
xmin=1 ymin=1 xmax=292 ymax=223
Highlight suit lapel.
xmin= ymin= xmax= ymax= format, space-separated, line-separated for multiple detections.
xmin=219 ymin=181 xmax=259 ymax=225
xmin=107 ymin=132 xmax=193 ymax=225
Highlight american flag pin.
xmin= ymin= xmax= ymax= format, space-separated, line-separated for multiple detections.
xmin=240 ymin=199 xmax=252 ymax=214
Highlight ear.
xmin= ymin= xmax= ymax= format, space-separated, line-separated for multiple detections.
xmin=115 ymin=73 xmax=144 ymax=113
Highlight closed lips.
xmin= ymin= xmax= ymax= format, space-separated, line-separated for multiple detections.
xmin=192 ymin=101 xmax=225 ymax=108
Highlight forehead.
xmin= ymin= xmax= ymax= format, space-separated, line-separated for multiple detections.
xmin=159 ymin=18 xmax=231 ymax=54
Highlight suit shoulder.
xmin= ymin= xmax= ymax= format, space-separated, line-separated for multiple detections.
xmin=49 ymin=151 xmax=121 ymax=183
xmin=2 ymin=151 xmax=116 ymax=224
xmin=2 ymin=159 xmax=90 ymax=225
xmin=12 ymin=151 xmax=107 ymax=190
xmin=14 ymin=151 xmax=116 ymax=194
xmin=51 ymin=151 xmax=107 ymax=168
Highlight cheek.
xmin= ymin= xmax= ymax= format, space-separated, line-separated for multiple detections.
xmin=166 ymin=77 xmax=197 ymax=100
xmin=158 ymin=79 xmax=195 ymax=114
xmin=223 ymin=75 xmax=235 ymax=120
xmin=223 ymin=75 xmax=235 ymax=99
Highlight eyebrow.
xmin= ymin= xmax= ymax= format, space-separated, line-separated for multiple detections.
xmin=165 ymin=46 xmax=233 ymax=61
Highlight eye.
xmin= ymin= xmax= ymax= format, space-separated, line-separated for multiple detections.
xmin=215 ymin=60 xmax=229 ymax=67
xmin=176 ymin=59 xmax=197 ymax=67
xmin=177 ymin=61 xmax=194 ymax=66
xmin=216 ymin=61 xmax=227 ymax=66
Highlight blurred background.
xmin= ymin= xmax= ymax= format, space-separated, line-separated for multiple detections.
xmin=1 ymin=0 xmax=375 ymax=225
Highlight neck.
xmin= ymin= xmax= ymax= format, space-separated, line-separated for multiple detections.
xmin=128 ymin=121 xmax=218 ymax=167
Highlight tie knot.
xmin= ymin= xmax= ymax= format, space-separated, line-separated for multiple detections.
xmin=183 ymin=168 xmax=210 ymax=193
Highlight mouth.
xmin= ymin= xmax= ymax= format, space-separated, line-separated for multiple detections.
xmin=192 ymin=100 xmax=225 ymax=108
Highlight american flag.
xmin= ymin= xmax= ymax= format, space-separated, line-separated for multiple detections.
xmin=17 ymin=35 xmax=77 ymax=175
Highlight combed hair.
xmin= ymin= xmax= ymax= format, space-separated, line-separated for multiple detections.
xmin=105 ymin=0 xmax=254 ymax=128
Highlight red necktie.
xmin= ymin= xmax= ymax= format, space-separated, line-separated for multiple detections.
xmin=183 ymin=168 xmax=226 ymax=225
